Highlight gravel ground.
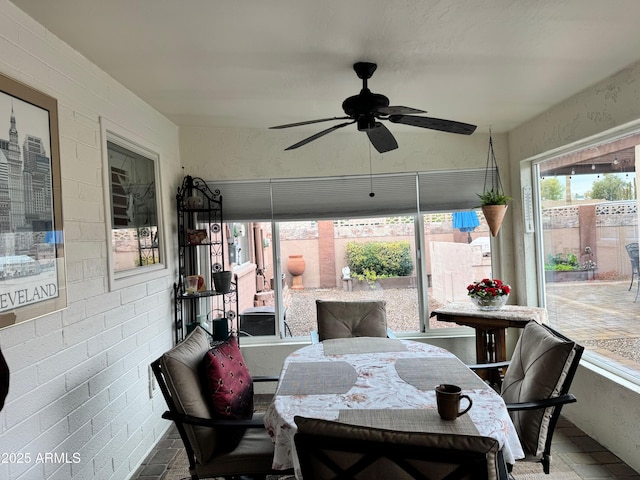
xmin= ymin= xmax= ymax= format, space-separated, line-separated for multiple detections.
xmin=582 ymin=338 xmax=640 ymax=363
xmin=284 ymin=287 xmax=447 ymax=337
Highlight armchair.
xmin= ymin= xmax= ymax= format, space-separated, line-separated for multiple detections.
xmin=469 ymin=321 xmax=583 ymax=474
xmin=150 ymin=326 xmax=289 ymax=480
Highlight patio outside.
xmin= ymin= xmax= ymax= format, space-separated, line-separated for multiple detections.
xmin=546 ymin=279 xmax=640 ymax=379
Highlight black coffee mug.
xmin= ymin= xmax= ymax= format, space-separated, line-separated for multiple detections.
xmin=435 ymin=384 xmax=473 ymax=421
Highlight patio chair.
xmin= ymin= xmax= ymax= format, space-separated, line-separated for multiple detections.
xmin=311 ymin=300 xmax=394 ymax=343
xmin=625 ymin=242 xmax=639 ymax=301
xmin=294 ymin=416 xmax=507 ymax=480
xmin=150 ymin=326 xmax=290 ymax=480
xmin=469 ymin=321 xmax=583 ymax=474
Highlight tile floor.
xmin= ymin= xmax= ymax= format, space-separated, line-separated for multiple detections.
xmin=130 ymin=415 xmax=639 ymax=480
xmin=548 ymin=417 xmax=639 ymax=479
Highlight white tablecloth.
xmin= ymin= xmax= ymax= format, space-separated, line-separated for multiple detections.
xmin=264 ymin=338 xmax=524 ymax=475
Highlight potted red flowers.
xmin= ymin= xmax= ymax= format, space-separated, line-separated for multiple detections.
xmin=467 ymin=278 xmax=511 ymax=310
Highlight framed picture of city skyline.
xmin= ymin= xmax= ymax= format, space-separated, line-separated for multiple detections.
xmin=0 ymin=73 xmax=66 ymax=328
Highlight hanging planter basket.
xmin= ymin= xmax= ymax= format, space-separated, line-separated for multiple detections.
xmin=479 ymin=130 xmax=511 ymax=237
xmin=482 ymin=204 xmax=508 ymax=236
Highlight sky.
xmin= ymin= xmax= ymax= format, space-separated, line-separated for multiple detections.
xmin=0 ymin=89 xmax=52 ymax=151
xmin=554 ymin=172 xmax=636 ymax=197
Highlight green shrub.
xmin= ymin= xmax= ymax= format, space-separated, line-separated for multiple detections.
xmin=346 ymin=241 xmax=414 ymax=282
xmin=544 ymin=252 xmax=580 ymax=271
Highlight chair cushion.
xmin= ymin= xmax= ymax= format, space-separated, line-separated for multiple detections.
xmin=201 ymin=335 xmax=254 ymax=419
xmin=194 ymin=412 xmax=275 ymax=478
xmin=316 ymin=300 xmax=387 ymax=341
xmin=295 ymin=416 xmax=499 ymax=480
xmin=501 ymin=321 xmax=577 ymax=458
xmin=159 ymin=326 xmax=218 ymax=463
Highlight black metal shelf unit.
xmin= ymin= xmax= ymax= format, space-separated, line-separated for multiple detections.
xmin=174 ymin=175 xmax=238 ymax=344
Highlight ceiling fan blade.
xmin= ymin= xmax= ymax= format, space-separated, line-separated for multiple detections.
xmin=270 ymin=117 xmax=351 ymax=129
xmin=376 ymin=106 xmax=426 ymax=116
xmin=388 ymin=115 xmax=477 ymax=135
xmin=367 ymin=122 xmax=398 ymax=153
xmin=284 ymin=121 xmax=355 ymax=150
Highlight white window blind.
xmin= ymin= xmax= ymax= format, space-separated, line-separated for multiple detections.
xmin=418 ymin=169 xmax=490 ymax=212
xmin=271 ymin=173 xmax=417 ymax=220
xmin=209 ymin=179 xmax=272 ymax=221
xmin=207 ymin=168 xmax=493 ymax=220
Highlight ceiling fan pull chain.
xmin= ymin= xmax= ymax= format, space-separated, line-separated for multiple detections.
xmin=369 ymin=141 xmax=375 ymax=197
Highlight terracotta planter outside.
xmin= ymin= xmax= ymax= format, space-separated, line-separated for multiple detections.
xmin=287 ymin=254 xmax=306 ymax=290
xmin=482 ymin=204 xmax=508 ymax=237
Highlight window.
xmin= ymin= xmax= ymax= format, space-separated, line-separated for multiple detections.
xmin=278 ymin=217 xmax=421 ymax=337
xmin=208 ymin=171 xmax=496 ymax=339
xmin=223 ymin=213 xmax=493 ymax=339
xmin=535 ymin=133 xmax=640 ymax=382
xmin=229 ymin=222 xmax=251 ymax=265
xmin=424 ymin=211 xmax=493 ymax=331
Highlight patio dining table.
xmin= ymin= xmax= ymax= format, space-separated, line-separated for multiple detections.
xmin=264 ymin=337 xmax=524 ymax=479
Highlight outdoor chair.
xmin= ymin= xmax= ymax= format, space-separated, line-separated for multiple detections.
xmin=311 ymin=300 xmax=394 ymax=343
xmin=294 ymin=416 xmax=507 ymax=480
xmin=469 ymin=321 xmax=583 ymax=474
xmin=151 ymin=326 xmax=290 ymax=480
xmin=625 ymin=242 xmax=639 ymax=302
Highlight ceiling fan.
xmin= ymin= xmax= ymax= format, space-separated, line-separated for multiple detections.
xmin=270 ymin=62 xmax=477 ymax=153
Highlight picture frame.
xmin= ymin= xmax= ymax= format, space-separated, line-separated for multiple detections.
xmin=0 ymin=73 xmax=67 ymax=328
xmin=100 ymin=117 xmax=167 ymax=291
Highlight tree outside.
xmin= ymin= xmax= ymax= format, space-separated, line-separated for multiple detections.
xmin=590 ymin=174 xmax=635 ymax=201
xmin=540 ymin=178 xmax=564 ymax=200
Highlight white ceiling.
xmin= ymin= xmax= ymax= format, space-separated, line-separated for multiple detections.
xmin=10 ymin=0 xmax=640 ymax=135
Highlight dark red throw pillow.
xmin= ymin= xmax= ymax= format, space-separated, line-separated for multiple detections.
xmin=200 ymin=336 xmax=254 ymax=419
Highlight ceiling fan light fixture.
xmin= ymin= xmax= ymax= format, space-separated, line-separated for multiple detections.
xmin=357 ymin=115 xmax=377 ymax=131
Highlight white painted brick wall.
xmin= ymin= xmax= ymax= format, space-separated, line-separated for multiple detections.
xmin=35 ymin=310 xmax=64 ymax=336
xmin=0 ymin=1 xmax=181 ymax=478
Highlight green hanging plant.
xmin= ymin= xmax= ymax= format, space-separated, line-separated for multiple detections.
xmin=477 ymin=188 xmax=511 ymax=206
